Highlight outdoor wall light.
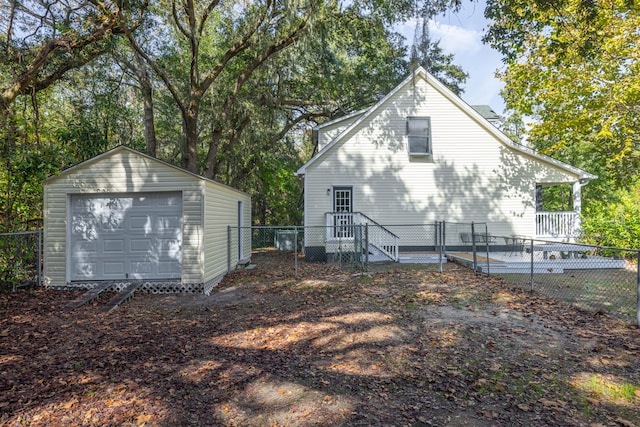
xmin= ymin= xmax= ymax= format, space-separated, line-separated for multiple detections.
xmin=327 ymin=188 xmax=331 ymax=195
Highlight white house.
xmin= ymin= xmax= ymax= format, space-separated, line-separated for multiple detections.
xmin=43 ymin=146 xmax=251 ymax=294
xmin=296 ymin=67 xmax=595 ymax=262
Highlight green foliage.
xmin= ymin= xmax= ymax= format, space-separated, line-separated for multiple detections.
xmin=485 ymin=0 xmax=640 ymax=190
xmin=0 ymin=232 xmax=40 ymax=292
xmin=485 ymin=0 xmax=640 ymax=245
xmin=581 ymin=183 xmax=640 ymax=250
xmin=0 ymin=96 xmax=69 ymax=231
xmin=539 ymin=184 xmax=574 ymax=212
xmin=1 ymin=0 xmax=471 ymax=228
xmin=56 ymin=118 xmax=110 ymax=163
xmin=497 ymin=110 xmax=526 ymax=144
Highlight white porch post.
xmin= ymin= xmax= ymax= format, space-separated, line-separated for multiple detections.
xmin=573 ymin=181 xmax=582 ymax=236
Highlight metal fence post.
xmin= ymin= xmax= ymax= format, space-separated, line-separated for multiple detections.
xmin=294 ymin=228 xmax=298 ymax=276
xmin=485 ymin=225 xmax=490 ymax=276
xmin=471 ymin=222 xmax=477 ymax=272
xmin=37 ymin=229 xmax=42 ymax=287
xmin=530 ymin=238 xmax=534 ymax=291
xmin=438 ymin=221 xmax=443 ymax=273
xmin=227 ymin=225 xmax=231 ymax=274
xmin=442 ymin=220 xmax=446 ymax=259
xmin=364 ymin=223 xmax=369 ymax=271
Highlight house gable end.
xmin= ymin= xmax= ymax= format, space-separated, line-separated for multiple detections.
xmin=297 ymin=67 xmax=595 ymax=181
xmin=46 ymin=145 xmax=249 ymax=195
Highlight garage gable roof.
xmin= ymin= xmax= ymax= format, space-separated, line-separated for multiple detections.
xmin=46 ymin=145 xmax=248 ymax=195
xmin=296 ymin=67 xmax=596 ymax=181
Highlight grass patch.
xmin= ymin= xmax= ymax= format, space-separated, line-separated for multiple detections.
xmin=496 ymin=268 xmax=637 ymax=322
xmin=572 ymin=373 xmax=639 ymax=403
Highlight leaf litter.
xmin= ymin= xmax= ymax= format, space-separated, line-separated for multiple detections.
xmin=0 ymin=251 xmax=639 ymax=426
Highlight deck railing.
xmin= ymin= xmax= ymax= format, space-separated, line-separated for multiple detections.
xmin=535 ymin=211 xmax=581 ymax=238
xmin=325 ymin=212 xmax=399 ymax=261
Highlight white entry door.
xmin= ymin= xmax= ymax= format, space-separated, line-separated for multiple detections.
xmin=333 ymin=186 xmax=353 ymax=238
xmin=69 ymin=192 xmax=183 ymax=281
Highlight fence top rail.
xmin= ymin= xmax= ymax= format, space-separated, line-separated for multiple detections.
xmin=444 ymin=222 xmax=489 ymax=230
xmin=0 ymin=230 xmax=42 ymax=237
xmin=239 ymin=226 xmax=303 ymax=229
xmin=535 ymin=211 xmax=578 ymax=215
xmin=496 ymin=234 xmax=638 ymax=253
xmin=360 ymin=223 xmax=438 ymax=228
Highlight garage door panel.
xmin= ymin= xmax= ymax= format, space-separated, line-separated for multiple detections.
xmin=100 ymin=214 xmax=125 ymax=232
xmin=74 ymin=262 xmax=96 ymax=278
xmin=103 ymin=262 xmax=125 ymax=275
xmin=131 ymin=261 xmax=152 ymax=275
xmin=103 ymin=239 xmax=125 ymax=253
xmin=158 ymin=261 xmax=181 ymax=274
xmin=157 ymin=216 xmax=180 ymax=231
xmin=130 ymin=239 xmax=151 ymax=252
xmin=70 ymin=192 xmax=182 ymax=281
xmin=159 ymin=195 xmax=181 ymax=206
xmin=133 ymin=196 xmax=154 ymax=207
xmin=130 ymin=216 xmax=151 ymax=233
xmin=159 ymin=237 xmax=181 ymax=251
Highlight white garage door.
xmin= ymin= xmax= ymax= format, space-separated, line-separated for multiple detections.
xmin=70 ymin=192 xmax=182 ymax=281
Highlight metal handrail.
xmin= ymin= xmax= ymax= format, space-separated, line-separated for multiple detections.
xmin=324 ymin=212 xmax=399 ymax=261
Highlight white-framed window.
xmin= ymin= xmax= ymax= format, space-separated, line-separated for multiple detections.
xmin=407 ymin=116 xmax=432 ymax=155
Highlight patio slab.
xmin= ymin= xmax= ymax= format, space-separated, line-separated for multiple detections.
xmin=446 ymin=251 xmax=627 ymax=274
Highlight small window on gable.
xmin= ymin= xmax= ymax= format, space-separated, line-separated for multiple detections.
xmin=407 ymin=116 xmax=432 ymax=155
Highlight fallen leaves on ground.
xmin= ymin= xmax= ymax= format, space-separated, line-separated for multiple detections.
xmin=1 ymin=252 xmax=639 ymax=426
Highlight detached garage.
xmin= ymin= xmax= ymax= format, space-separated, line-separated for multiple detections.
xmin=43 ymin=146 xmax=251 ymax=294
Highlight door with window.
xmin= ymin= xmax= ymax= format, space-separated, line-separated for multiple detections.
xmin=333 ymin=187 xmax=353 ymax=238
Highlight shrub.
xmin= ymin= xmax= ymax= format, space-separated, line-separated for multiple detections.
xmin=581 ymin=185 xmax=640 ymax=253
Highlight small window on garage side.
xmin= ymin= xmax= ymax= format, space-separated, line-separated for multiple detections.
xmin=407 ymin=116 xmax=432 ymax=155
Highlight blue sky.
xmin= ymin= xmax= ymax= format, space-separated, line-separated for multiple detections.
xmin=398 ymin=0 xmax=507 ymax=114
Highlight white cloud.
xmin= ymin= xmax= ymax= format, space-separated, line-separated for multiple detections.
xmin=393 ymin=0 xmax=506 ymax=113
xmin=428 ymin=21 xmax=483 ymax=55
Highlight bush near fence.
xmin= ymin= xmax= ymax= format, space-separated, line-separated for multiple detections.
xmin=0 ymin=230 xmax=42 ymax=292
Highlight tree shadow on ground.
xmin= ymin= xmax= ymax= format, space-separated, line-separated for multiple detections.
xmin=1 ymin=252 xmax=639 ymax=426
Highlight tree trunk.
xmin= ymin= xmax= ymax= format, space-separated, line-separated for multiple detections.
xmin=134 ymin=52 xmax=157 ymax=157
xmin=183 ymin=100 xmax=200 ymax=172
xmin=203 ymin=131 xmax=220 ymax=180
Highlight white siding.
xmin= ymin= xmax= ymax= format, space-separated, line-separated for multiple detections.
xmin=305 ymin=75 xmax=581 ymax=245
xmin=317 ymin=113 xmax=364 ymax=151
xmin=202 ymin=181 xmax=251 ymax=282
xmin=44 ymin=148 xmax=204 ymax=286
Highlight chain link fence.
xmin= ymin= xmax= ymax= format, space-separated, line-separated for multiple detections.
xmin=8 ymin=223 xmax=636 ymax=324
xmin=231 ymin=225 xmax=639 ymax=325
xmin=448 ymin=234 xmax=640 ymax=324
xmin=230 ymin=224 xmax=445 ymax=275
xmin=0 ymin=230 xmax=42 ymax=292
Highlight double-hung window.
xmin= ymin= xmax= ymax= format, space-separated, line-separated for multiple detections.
xmin=407 ymin=116 xmax=432 ymax=155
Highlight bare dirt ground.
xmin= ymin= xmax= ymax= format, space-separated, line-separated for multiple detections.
xmin=1 ymin=251 xmax=639 ymax=426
